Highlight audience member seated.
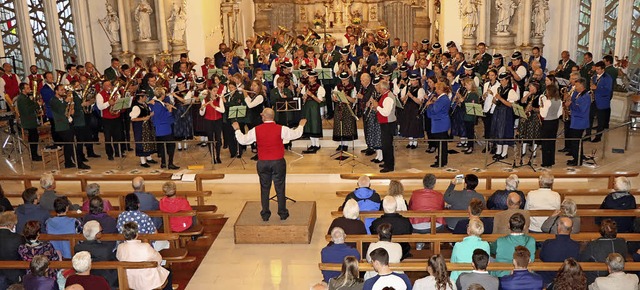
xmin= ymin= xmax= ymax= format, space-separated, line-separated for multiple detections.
xmin=546 ymin=258 xmax=587 ymax=290
xmin=327 ymin=199 xmax=366 ymax=248
xmin=18 ymin=221 xmax=61 ymax=279
xmin=539 ymin=217 xmax=581 ymax=286
xmin=490 ymin=213 xmax=535 ymax=277
xmin=312 ymin=282 xmax=329 ymax=290
xmin=38 ymin=173 xmax=62 ymax=212
xmin=596 ymin=176 xmax=636 ymax=233
xmin=526 ymin=172 xmax=561 ymax=232
xmin=117 ymin=194 xmax=157 ymax=234
xmin=492 ymin=192 xmax=530 ymax=234
xmin=327 ymin=256 xmax=363 ymax=290
xmin=486 ymin=174 xmax=525 ymax=210
xmin=74 ymin=221 xmax=117 ymax=289
xmin=580 ymin=219 xmax=628 ymax=284
xmin=498 ymin=246 xmax=544 ymax=290
xmin=131 ymin=176 xmax=162 ymax=229
xmin=341 ymin=175 xmax=382 ymax=234
xmin=64 ymin=251 xmax=110 ymax=290
xmin=22 ymin=255 xmax=57 ymax=290
xmin=0 ymin=184 xmax=14 ymax=211
xmin=15 ymin=187 xmax=50 ymax=234
xmin=387 ymin=180 xmax=407 ymax=211
xmin=456 ymin=249 xmax=499 ymax=290
xmin=321 ymin=227 xmax=361 ymax=282
xmin=80 ymin=183 xmax=113 ymax=212
xmin=451 ymin=218 xmax=490 ymax=282
xmin=46 ymin=197 xmax=82 ymax=259
xmin=65 ymin=284 xmax=84 ymax=290
xmin=0 ymin=212 xmax=25 ymax=285
xmin=116 ymin=221 xmax=171 ymax=290
xmin=159 ymin=181 xmax=194 ymax=233
xmin=365 ymin=223 xmax=402 ymax=280
xmin=413 ymin=254 xmax=454 ymax=290
xmin=370 ymin=196 xmax=412 ymax=259
xmin=444 ymin=174 xmax=485 ymax=230
xmin=82 ymin=197 xmax=117 ymax=234
xmin=363 ymin=248 xmax=412 ymax=290
xmin=589 ymin=253 xmax=639 ymax=290
xmin=541 ymin=199 xmax=581 ymax=234
xmin=408 ymin=174 xmax=445 ymax=233
xmin=453 ymin=198 xmax=493 ymax=234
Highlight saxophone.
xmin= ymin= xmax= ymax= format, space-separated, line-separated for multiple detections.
xmin=562 ymin=86 xmax=574 ymax=122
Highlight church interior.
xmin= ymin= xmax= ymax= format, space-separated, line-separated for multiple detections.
xmin=1 ymin=0 xmax=640 ymax=289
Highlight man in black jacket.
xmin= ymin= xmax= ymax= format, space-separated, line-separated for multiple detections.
xmin=370 ymin=196 xmax=413 ymax=259
xmin=0 ymin=212 xmax=26 ymax=285
xmin=74 ymin=220 xmax=118 ymax=288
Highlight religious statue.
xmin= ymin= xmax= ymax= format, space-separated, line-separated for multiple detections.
xmin=134 ymin=0 xmax=153 ymax=41
xmin=532 ymin=0 xmax=549 ymax=36
xmin=167 ymin=1 xmax=187 ymax=44
xmin=99 ymin=2 xmax=120 ymax=44
xmin=460 ymin=0 xmax=479 ymax=37
xmin=495 ymin=0 xmax=517 ymax=34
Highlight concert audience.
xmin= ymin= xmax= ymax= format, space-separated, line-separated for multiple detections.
xmin=341 ymin=175 xmax=382 ymax=234
xmin=413 ymin=254 xmax=454 ymax=290
xmin=546 ymin=258 xmax=587 ymax=290
xmin=21 ymin=255 xmax=57 ymax=290
xmin=327 ymin=199 xmax=367 ymax=247
xmin=18 ymin=221 xmax=61 ymax=279
xmin=539 ymin=217 xmax=581 ymax=285
xmin=80 ymin=183 xmax=113 ymax=212
xmin=589 ymin=253 xmax=639 ymax=290
xmin=452 ymin=198 xmax=493 ymax=235
xmin=363 ymin=248 xmax=411 ymax=290
xmin=386 ymin=180 xmax=407 ymax=212
xmin=408 ymin=174 xmax=445 ymax=233
xmin=444 ymin=174 xmax=485 ymax=230
xmin=159 ymin=181 xmax=194 ymax=233
xmin=0 ymin=184 xmax=13 ymax=211
xmin=490 ymin=213 xmax=535 ymax=277
xmin=450 ymin=218 xmax=490 ymax=282
xmin=370 ymin=196 xmax=412 ymax=259
xmin=74 ymin=220 xmax=118 ymax=289
xmin=116 ymin=194 xmax=157 ymax=234
xmin=596 ymin=176 xmax=636 ymax=233
xmin=364 ymin=223 xmax=402 ymax=280
xmin=320 ymin=227 xmax=360 ymax=282
xmin=82 ymin=197 xmax=117 ymax=234
xmin=580 ymin=219 xmax=628 ymax=284
xmin=455 ymin=249 xmax=499 ymax=290
xmin=15 ymin=187 xmax=50 ymax=234
xmin=492 ymin=192 xmax=530 ymax=234
xmin=0 ymin=212 xmax=25 ymax=285
xmin=486 ymin=174 xmax=525 ymax=210
xmin=64 ymin=251 xmax=110 ymax=290
xmin=45 ymin=197 xmax=82 ymax=259
xmin=541 ymin=199 xmax=581 ymax=234
xmin=525 ymin=172 xmax=561 ymax=232
xmin=38 ymin=173 xmax=61 ymax=212
xmin=327 ymin=256 xmax=363 ymax=290
xmin=498 ymin=246 xmax=544 ymax=290
xmin=131 ymin=176 xmax=162 ymax=229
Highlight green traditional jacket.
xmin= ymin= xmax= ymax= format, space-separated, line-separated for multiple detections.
xmin=15 ymin=93 xmax=39 ymax=129
xmin=50 ymin=96 xmax=71 ymax=132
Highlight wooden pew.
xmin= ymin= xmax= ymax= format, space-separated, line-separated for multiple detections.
xmin=319 ymin=261 xmax=640 ymax=272
xmin=323 ymin=232 xmax=640 ymax=256
xmin=339 ymin=172 xmax=639 ymax=190
xmin=0 ymin=260 xmax=157 ymax=290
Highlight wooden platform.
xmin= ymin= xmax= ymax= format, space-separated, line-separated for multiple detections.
xmin=233 ymin=201 xmax=316 ymax=244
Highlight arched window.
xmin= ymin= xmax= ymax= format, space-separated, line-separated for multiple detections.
xmin=27 ymin=0 xmax=53 ymax=71
xmin=57 ymin=0 xmax=78 ymax=65
xmin=0 ymin=0 xmax=25 ymax=76
xmin=576 ymin=0 xmax=591 ymax=60
xmin=630 ymin=0 xmax=640 ymax=66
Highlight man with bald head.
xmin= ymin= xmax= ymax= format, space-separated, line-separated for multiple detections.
xmin=493 ymin=192 xmax=531 ymax=234
xmin=234 ymin=108 xmax=306 ymax=221
xmin=131 ymin=176 xmax=161 ymax=229
xmin=539 ymin=217 xmax=580 ymax=285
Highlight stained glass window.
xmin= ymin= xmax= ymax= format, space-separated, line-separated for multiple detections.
xmin=602 ymin=0 xmax=619 ymax=56
xmin=27 ymin=0 xmax=53 ymax=72
xmin=0 ymin=0 xmax=25 ymax=76
xmin=630 ymin=0 xmax=640 ymax=66
xmin=576 ymin=0 xmax=591 ymax=60
xmin=56 ymin=0 xmax=78 ymax=65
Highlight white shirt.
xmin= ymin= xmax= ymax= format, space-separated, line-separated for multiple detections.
xmin=539 ymin=94 xmax=563 ymax=119
xmin=376 ymin=93 xmax=395 ymax=117
xmin=413 ymin=276 xmax=456 ymax=290
xmin=95 ymin=90 xmax=111 ymax=110
xmin=300 ymin=85 xmax=326 ymax=102
xmin=198 ymin=97 xmax=225 ymax=116
xmin=244 ymin=94 xmax=264 ymax=108
xmin=234 ymin=120 xmax=304 ymax=145
xmin=365 ymin=240 xmax=403 ymax=280
xmin=525 ymin=188 xmax=561 ymax=232
xmin=129 ymin=106 xmax=142 ymax=118
xmin=483 ymin=81 xmax=500 ymax=113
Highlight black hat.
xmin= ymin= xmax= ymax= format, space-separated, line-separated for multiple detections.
xmin=408 ymin=73 xmax=420 ymax=80
xmin=511 ymin=51 xmax=523 ymax=60
xmin=432 ymin=42 xmax=442 ymax=49
xmin=175 ymin=77 xmax=186 ymax=84
xmin=338 ymin=71 xmax=350 ymax=80
xmin=195 ymin=77 xmax=205 ymax=84
xmin=446 ymin=41 xmax=456 ymax=48
xmin=372 ymin=76 xmax=382 ymax=85
xmin=281 ymin=61 xmax=293 ymax=68
xmin=399 ymin=64 xmax=409 ymax=72
xmin=463 ymin=63 xmax=474 ymax=70
xmin=528 ymin=80 xmax=541 ymax=91
xmin=493 ymin=53 xmax=503 ymax=59
xmin=308 ymin=70 xmax=318 ymax=77
xmin=421 ymin=39 xmax=430 ymax=45
xmin=136 ymin=89 xmax=147 ymax=96
xmin=381 ymin=69 xmax=392 ymax=76
xmin=340 ymin=47 xmax=349 ymax=55
xmin=300 ymin=64 xmax=308 ymax=70
xmin=498 ymin=72 xmax=511 ymax=80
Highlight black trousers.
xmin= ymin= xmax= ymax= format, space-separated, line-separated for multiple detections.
xmin=49 ymin=118 xmax=61 ymax=146
xmin=380 ymin=122 xmax=396 ymax=170
xmin=223 ymin=122 xmax=246 ymax=157
xmin=257 ymin=158 xmax=288 ymax=219
xmin=323 ymin=84 xmax=335 ymax=118
xmin=73 ymin=125 xmax=96 ymax=158
xmin=85 ymin=113 xmax=99 ymax=142
xmin=566 ymin=128 xmax=585 ymax=161
xmin=425 ymin=117 xmax=436 ymax=149
xmin=586 ymin=101 xmax=597 ymax=136
xmin=156 ymin=134 xmax=176 ymax=165
xmin=464 ymin=121 xmax=475 ymax=149
xmin=541 ymin=119 xmax=559 ymax=166
xmin=483 ymin=113 xmax=493 ymax=138
xmin=102 ymin=118 xmax=123 ymax=158
xmin=26 ymin=128 xmax=39 ymax=159
xmin=563 ymin=119 xmax=571 ymax=149
xmin=432 ymin=131 xmax=449 ymax=166
xmin=204 ymin=119 xmax=222 ymax=160
xmin=121 ymin=113 xmax=132 ymax=151
xmin=595 ymin=108 xmax=611 ymax=138
xmin=58 ymin=129 xmax=81 ymax=167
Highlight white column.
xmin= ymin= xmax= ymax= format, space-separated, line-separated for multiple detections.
xmin=522 ymin=0 xmax=532 ymax=46
xmin=614 ymin=0 xmax=633 ymax=58
xmin=116 ymin=0 xmax=129 ymax=52
xmin=14 ymin=0 xmax=36 ymax=71
xmin=155 ymin=0 xmax=169 ymax=53
xmin=477 ymin=0 xmax=489 ymax=44
xmin=43 ymin=0 xmax=65 ymax=69
xmin=71 ymin=0 xmax=93 ymax=64
xmin=589 ymin=0 xmax=605 ymax=60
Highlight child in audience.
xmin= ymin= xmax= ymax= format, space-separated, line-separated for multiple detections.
xmin=46 ymin=197 xmax=82 ymax=259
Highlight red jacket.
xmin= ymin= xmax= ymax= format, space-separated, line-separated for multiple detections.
xmin=408 ymin=188 xmax=445 ymax=225
xmin=159 ymin=197 xmax=193 ymax=232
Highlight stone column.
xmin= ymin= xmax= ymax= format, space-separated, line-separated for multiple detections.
xmin=155 ymin=0 xmax=170 ymax=53
xmin=43 ymin=0 xmax=65 ymax=68
xmin=116 ymin=0 xmax=129 ymax=53
xmin=614 ymin=0 xmax=633 ymax=58
xmin=521 ymin=0 xmax=532 ymax=47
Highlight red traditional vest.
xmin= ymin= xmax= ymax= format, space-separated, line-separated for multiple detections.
xmin=2 ymin=73 xmax=19 ymax=99
xmin=204 ymin=98 xmax=223 ymax=121
xmin=255 ymin=122 xmax=285 ymax=160
xmin=376 ymin=91 xmax=395 ymax=124
xmin=100 ymin=90 xmax=120 ymax=119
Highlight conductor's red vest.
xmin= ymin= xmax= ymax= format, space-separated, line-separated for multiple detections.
xmin=255 ymin=122 xmax=284 ymax=160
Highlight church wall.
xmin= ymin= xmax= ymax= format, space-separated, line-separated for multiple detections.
xmin=439 ymin=0 xmax=462 ymax=48
xmin=86 ymin=0 xmax=116 ymax=70
xmin=185 ymin=0 xmax=222 ymax=64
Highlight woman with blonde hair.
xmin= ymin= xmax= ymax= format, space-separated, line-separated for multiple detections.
xmin=413 ymin=254 xmax=455 ymax=290
xmin=387 ymin=180 xmax=407 ymax=211
xmin=541 ymin=198 xmax=581 ymax=234
xmin=328 ymin=256 xmax=363 ymax=290
xmin=159 ymin=181 xmax=194 ymax=233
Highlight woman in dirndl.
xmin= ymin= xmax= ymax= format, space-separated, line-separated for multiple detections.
xmin=398 ymin=73 xmax=425 ymax=149
xmin=192 ymin=77 xmax=208 ymax=147
xmin=332 ymin=72 xmax=358 ymax=153
xmin=129 ymin=91 xmax=157 ymax=167
xmin=300 ymin=70 xmax=325 ymax=154
xmin=171 ymin=77 xmax=194 ymax=151
xmin=517 ymin=81 xmax=542 ymax=157
xmin=490 ymin=72 xmax=520 ymax=160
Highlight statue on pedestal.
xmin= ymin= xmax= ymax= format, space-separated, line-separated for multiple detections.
xmin=168 ymin=1 xmax=187 ymax=44
xmin=532 ymin=0 xmax=549 ymax=37
xmin=99 ymin=2 xmax=120 ymax=43
xmin=134 ymin=0 xmax=153 ymax=41
xmin=495 ymin=0 xmax=517 ymax=34
xmin=460 ymin=0 xmax=479 ymax=37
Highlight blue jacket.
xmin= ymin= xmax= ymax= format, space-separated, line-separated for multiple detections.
xmin=151 ymin=98 xmax=175 ymax=137
xmin=343 ymin=187 xmax=382 ymax=234
xmin=320 ymin=243 xmax=360 ymax=282
xmin=40 ymin=84 xmax=55 ymax=119
xmin=15 ymin=204 xmax=50 ymax=234
xmin=427 ymin=94 xmax=451 ymax=133
xmin=499 ymin=269 xmax=544 ymax=290
xmin=529 ymin=56 xmax=547 ymax=71
xmin=539 ymin=234 xmax=580 ymax=284
xmin=592 ymin=73 xmax=613 ymax=109
xmin=569 ymin=90 xmax=591 ymax=130
xmin=45 ymin=216 xmax=81 ymax=259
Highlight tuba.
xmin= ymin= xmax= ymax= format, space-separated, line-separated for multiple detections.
xmin=375 ymin=26 xmax=390 ymax=49
xmin=55 ymin=69 xmax=67 ymax=85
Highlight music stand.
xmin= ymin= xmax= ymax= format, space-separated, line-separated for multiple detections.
xmin=329 ymin=91 xmax=366 ymax=170
xmin=275 ymin=99 xmax=304 ymax=162
xmin=227 ymin=105 xmax=248 ymax=169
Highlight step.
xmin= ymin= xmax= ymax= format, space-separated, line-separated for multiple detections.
xmin=291 ymin=129 xmax=366 ymax=148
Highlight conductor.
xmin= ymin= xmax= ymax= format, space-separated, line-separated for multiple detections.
xmin=233 ymin=108 xmax=307 ymax=221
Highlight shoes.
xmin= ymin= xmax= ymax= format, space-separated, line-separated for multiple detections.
xmin=108 ymin=156 xmax=114 ymax=161
xmin=430 ymin=162 xmax=446 ymax=168
xmin=426 ymin=147 xmax=436 ymax=153
xmin=230 ymin=154 xmax=237 ymax=158
xmin=168 ymin=164 xmax=180 ymax=170
xmin=78 ymin=163 xmax=91 ymax=170
xmin=215 ymin=157 xmax=222 ymax=164
xmin=360 ymin=148 xmax=369 ymax=153
xmin=199 ymin=142 xmax=208 ymax=147
xmin=463 ymin=148 xmax=473 ymax=154
xmin=250 ymin=155 xmax=259 ymax=160
xmin=280 ymin=213 xmax=289 ymax=221
xmin=64 ymin=164 xmax=75 ymax=169
xmin=371 ymin=159 xmax=383 ymax=163
xmin=456 ymin=142 xmax=466 ymax=148
xmin=558 ymin=148 xmax=569 ymax=153
xmin=410 ymin=145 xmax=417 ymax=149
xmin=87 ymin=154 xmax=101 ymax=158
xmin=380 ymin=168 xmax=394 ymax=173
xmin=302 ymin=146 xmax=317 ymax=154
xmin=379 ymin=164 xmax=385 ymax=168
xmin=177 ymin=148 xmax=183 ymax=151
xmin=364 ymin=148 xmax=375 ymax=156
xmin=140 ymin=163 xmax=150 ymax=168
xmin=161 ymin=164 xmax=166 ymax=169
xmin=223 ymin=144 xmax=228 ymax=149
xmin=262 ymin=216 xmax=269 ymax=222
xmin=32 ymin=156 xmax=43 ymax=161
xmin=406 ymin=144 xmax=412 ymax=149
xmin=147 ymin=159 xmax=158 ymax=164
xmin=567 ymin=159 xmax=580 ymax=166
xmin=81 ymin=157 xmax=89 ymax=163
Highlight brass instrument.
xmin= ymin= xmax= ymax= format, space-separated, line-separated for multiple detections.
xmin=123 ymin=67 xmax=142 ymax=95
xmin=229 ymin=39 xmax=241 ymax=54
xmin=108 ymin=82 xmax=122 ymax=114
xmin=561 ymin=86 xmax=574 ymax=122
xmin=64 ymin=85 xmax=75 ymax=121
xmin=80 ymin=79 xmax=98 ymax=114
xmin=255 ymin=32 xmax=270 ymax=45
xmin=55 ymin=69 xmax=67 ymax=85
xmin=375 ymin=26 xmax=390 ymax=49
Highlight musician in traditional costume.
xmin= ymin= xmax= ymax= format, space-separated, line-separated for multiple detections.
xmin=304 ymin=47 xmax=320 ymax=69
xmin=517 ymin=82 xmax=543 ymax=156
xmin=70 ymin=80 xmax=99 ymax=162
xmin=481 ymin=69 xmax=500 ymax=154
xmin=539 ymin=84 xmax=563 ymax=167
xmin=528 ymin=46 xmax=547 ymax=72
xmin=27 ymin=65 xmax=44 ymax=92
xmin=96 ymin=79 xmax=124 ymax=160
xmin=244 ymin=80 xmax=266 ymax=159
xmin=555 ymin=51 xmax=577 ymax=80
xmin=50 ymin=85 xmax=90 ymax=169
xmin=321 ymin=39 xmax=341 ymax=119
xmin=426 ymin=81 xmax=451 ymax=168
xmin=224 ymin=81 xmax=249 ymax=157
xmin=286 ymin=68 xmax=321 ymax=155
xmin=199 ymin=82 xmax=225 ymax=164
xmin=270 ymin=47 xmax=290 ymax=75
xmin=171 ymin=77 xmax=194 ymax=151
xmin=190 ymin=77 xmax=208 ymax=147
xmin=557 ymin=72 xmax=578 ymax=153
xmin=588 ymin=61 xmax=614 ymax=143
xmin=368 ymin=80 xmax=397 ymax=173
xmin=566 ymin=78 xmax=591 ymax=166
xmin=1 ymin=63 xmax=20 ymax=101
xmin=357 ymin=74 xmax=382 ymax=160
xmin=490 ymin=72 xmax=519 ymax=161
xmin=15 ymin=82 xmax=42 ymax=161
xmin=346 ymin=35 xmax=362 ymax=63
xmin=335 ymin=48 xmax=357 ymax=78
xmin=490 ymin=54 xmax=507 ymax=75
xmin=507 ymin=51 xmax=529 ymax=97
xmin=448 ymin=70 xmax=466 ymax=143
xmin=423 ymin=76 xmax=438 ymax=153
xmin=273 ymin=61 xmax=298 ymax=97
xmin=201 ymin=57 xmax=216 ymax=79
xmin=269 ymin=77 xmax=295 ymax=133
xmin=129 ymin=90 xmax=157 ymax=167
xmin=332 ymin=72 xmax=358 ymax=152
xmin=149 ymin=87 xmax=179 ymax=170
xmin=457 ymin=77 xmax=480 ymax=154
xmin=472 ymin=42 xmax=492 ymax=76
xmin=398 ymin=73 xmax=425 ymax=149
